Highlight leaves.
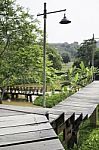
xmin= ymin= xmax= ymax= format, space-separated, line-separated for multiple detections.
xmin=61 ymin=61 xmax=95 ymax=92
xmin=0 ymin=0 xmax=43 ymax=87
xmin=0 ymin=0 xmax=59 ymax=93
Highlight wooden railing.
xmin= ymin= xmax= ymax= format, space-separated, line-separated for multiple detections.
xmin=0 ymin=86 xmax=43 ymax=102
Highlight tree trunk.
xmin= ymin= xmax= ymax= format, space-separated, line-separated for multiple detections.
xmin=0 ymin=88 xmax=6 ymax=104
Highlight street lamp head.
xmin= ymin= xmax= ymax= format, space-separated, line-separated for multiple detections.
xmin=59 ymin=13 xmax=71 ymax=24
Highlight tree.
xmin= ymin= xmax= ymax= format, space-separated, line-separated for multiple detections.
xmin=61 ymin=61 xmax=93 ymax=93
xmin=0 ymin=0 xmax=43 ymax=103
xmin=74 ymin=39 xmax=96 ymax=67
xmin=0 ymin=0 xmax=59 ymax=103
xmin=61 ymin=52 xmax=70 ymax=63
xmin=94 ymin=48 xmax=99 ymax=68
xmin=47 ymin=46 xmax=63 ymax=70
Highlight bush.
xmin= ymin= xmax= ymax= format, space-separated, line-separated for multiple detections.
xmin=64 ymin=120 xmax=99 ymax=150
xmin=77 ymin=121 xmax=99 ymax=150
xmin=34 ymin=92 xmax=69 ymax=108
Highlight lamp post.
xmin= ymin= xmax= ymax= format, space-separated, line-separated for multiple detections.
xmin=91 ymin=34 xmax=99 ymax=81
xmin=92 ymin=34 xmax=95 ymax=81
xmin=37 ymin=3 xmax=71 ymax=107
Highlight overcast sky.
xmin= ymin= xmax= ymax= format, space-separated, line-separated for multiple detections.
xmin=16 ymin=0 xmax=99 ymax=44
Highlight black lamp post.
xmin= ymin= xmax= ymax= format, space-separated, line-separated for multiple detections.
xmin=91 ymin=34 xmax=99 ymax=81
xmin=37 ymin=3 xmax=71 ymax=107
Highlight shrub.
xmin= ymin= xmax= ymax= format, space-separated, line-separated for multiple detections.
xmin=64 ymin=120 xmax=99 ymax=150
xmin=34 ymin=92 xmax=69 ymax=108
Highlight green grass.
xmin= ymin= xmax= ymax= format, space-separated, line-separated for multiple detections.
xmin=58 ymin=120 xmax=99 ymax=150
xmin=73 ymin=121 xmax=99 ymax=150
xmin=63 ymin=106 xmax=99 ymax=150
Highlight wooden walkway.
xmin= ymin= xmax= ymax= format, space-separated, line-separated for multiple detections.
xmin=0 ymin=81 xmax=99 ymax=149
xmin=0 ymin=86 xmax=43 ymax=102
xmin=52 ymin=81 xmax=99 ymax=145
xmin=47 ymin=81 xmax=99 ymax=146
xmin=53 ymin=81 xmax=99 ymax=120
xmin=0 ymin=106 xmax=64 ymax=150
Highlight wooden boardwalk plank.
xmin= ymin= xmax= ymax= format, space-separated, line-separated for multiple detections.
xmin=0 ymin=128 xmax=56 ymax=147
xmin=65 ymin=96 xmax=99 ymax=104
xmin=0 ymin=139 xmax=64 ymax=150
xmin=53 ymin=105 xmax=89 ymax=119
xmin=56 ymin=101 xmax=97 ymax=109
xmin=0 ymin=106 xmax=65 ymax=150
xmin=0 ymin=122 xmax=51 ymax=136
xmin=0 ymin=113 xmax=47 ymax=122
xmin=0 ymin=105 xmax=48 ymax=116
xmin=0 ymin=109 xmax=25 ymax=117
xmin=0 ymin=114 xmax=48 ymax=128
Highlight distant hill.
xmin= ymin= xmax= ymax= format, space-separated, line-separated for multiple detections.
xmin=49 ymin=42 xmax=79 ymax=60
xmin=49 ymin=40 xmax=99 ymax=62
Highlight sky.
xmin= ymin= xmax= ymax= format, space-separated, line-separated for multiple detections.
xmin=16 ymin=0 xmax=99 ymax=44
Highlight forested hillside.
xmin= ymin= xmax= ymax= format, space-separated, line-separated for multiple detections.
xmin=49 ymin=42 xmax=79 ymax=60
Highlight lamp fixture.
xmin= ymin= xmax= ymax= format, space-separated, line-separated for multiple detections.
xmin=59 ymin=13 xmax=71 ymax=24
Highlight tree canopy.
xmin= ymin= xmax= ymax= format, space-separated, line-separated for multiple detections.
xmin=0 ymin=0 xmax=61 ymax=103
xmin=74 ymin=39 xmax=96 ymax=67
xmin=0 ymin=0 xmax=44 ymax=86
xmin=47 ymin=46 xmax=63 ymax=70
xmin=61 ymin=52 xmax=70 ymax=63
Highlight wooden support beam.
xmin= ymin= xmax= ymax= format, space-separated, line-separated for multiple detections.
xmin=11 ymin=93 xmax=14 ymax=100
xmin=29 ymin=95 xmax=32 ymax=103
xmin=90 ymin=105 xmax=98 ymax=127
xmin=16 ymin=94 xmax=18 ymax=99
xmin=51 ymin=112 xmax=64 ymax=134
xmin=63 ymin=122 xmax=72 ymax=144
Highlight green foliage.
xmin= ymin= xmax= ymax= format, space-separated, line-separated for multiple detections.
xmin=47 ymin=45 xmax=63 ymax=70
xmin=61 ymin=53 xmax=70 ymax=63
xmin=74 ymin=39 xmax=96 ymax=67
xmin=94 ymin=49 xmax=99 ymax=68
xmin=34 ymin=92 xmax=69 ymax=108
xmin=64 ymin=120 xmax=99 ymax=150
xmin=79 ymin=129 xmax=99 ymax=150
xmin=49 ymin=42 xmax=79 ymax=60
xmin=61 ymin=61 xmax=94 ymax=93
xmin=0 ymin=0 xmax=43 ymax=88
xmin=0 ymin=0 xmax=60 ymax=102
xmin=0 ymin=0 xmax=59 ymax=90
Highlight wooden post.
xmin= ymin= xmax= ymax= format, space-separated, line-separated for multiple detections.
xmin=16 ymin=94 xmax=18 ymax=99
xmin=90 ymin=106 xmax=98 ymax=128
xmin=63 ymin=121 xmax=72 ymax=144
xmin=26 ymin=95 xmax=28 ymax=102
xmin=30 ymin=95 xmax=32 ymax=102
xmin=11 ymin=93 xmax=14 ymax=100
